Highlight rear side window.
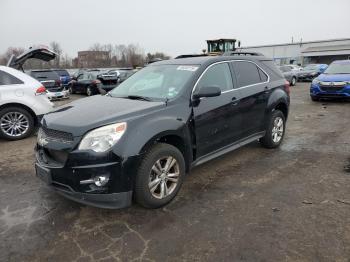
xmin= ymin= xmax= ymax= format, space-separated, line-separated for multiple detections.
xmin=0 ymin=70 xmax=24 ymax=85
xmin=197 ymin=63 xmax=233 ymax=92
xmin=258 ymin=68 xmax=268 ymax=82
xmin=234 ymin=61 xmax=262 ymax=87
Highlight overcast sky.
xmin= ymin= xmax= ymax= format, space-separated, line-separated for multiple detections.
xmin=1 ymin=0 xmax=349 ymax=57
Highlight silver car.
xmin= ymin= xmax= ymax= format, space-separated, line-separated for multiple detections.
xmin=278 ymin=65 xmax=298 ymax=86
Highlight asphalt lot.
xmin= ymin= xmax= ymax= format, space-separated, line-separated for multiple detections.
xmin=1 ymin=83 xmax=350 ymax=262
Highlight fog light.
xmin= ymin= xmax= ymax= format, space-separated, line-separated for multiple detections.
xmin=80 ymin=174 xmax=110 ymax=187
xmin=94 ymin=175 xmax=109 ymax=187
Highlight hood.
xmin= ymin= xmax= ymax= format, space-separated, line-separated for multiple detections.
xmin=42 ymin=95 xmax=165 ymax=136
xmin=317 ymin=73 xmax=350 ymax=82
xmin=7 ymin=46 xmax=56 ymax=70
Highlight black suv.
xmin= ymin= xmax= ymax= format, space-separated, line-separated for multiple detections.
xmin=35 ymin=55 xmax=290 ymax=209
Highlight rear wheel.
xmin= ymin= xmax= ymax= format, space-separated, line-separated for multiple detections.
xmin=0 ymin=107 xmax=34 ymax=140
xmin=135 ymin=143 xmax=185 ymax=208
xmin=260 ymin=110 xmax=285 ymax=148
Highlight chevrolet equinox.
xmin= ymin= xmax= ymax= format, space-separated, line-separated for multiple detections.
xmin=35 ymin=55 xmax=290 ymax=209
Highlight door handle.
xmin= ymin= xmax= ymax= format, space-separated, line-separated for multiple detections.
xmin=231 ymin=97 xmax=239 ymax=106
xmin=264 ymin=86 xmax=269 ymax=93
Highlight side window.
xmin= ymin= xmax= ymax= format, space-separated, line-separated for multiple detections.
xmin=234 ymin=61 xmax=263 ymax=87
xmin=197 ymin=63 xmax=233 ymax=92
xmin=77 ymin=73 xmax=84 ymax=80
xmin=0 ymin=70 xmax=24 ymax=85
xmin=258 ymin=67 xmax=268 ymax=82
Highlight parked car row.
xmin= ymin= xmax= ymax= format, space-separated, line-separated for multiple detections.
xmin=278 ymin=63 xmax=328 ymax=84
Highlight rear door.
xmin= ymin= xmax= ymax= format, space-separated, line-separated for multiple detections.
xmin=232 ymin=60 xmax=269 ymax=137
xmin=193 ymin=62 xmax=243 ymax=158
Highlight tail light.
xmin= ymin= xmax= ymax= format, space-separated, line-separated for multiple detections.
xmin=35 ymin=86 xmax=47 ymax=95
xmin=93 ymin=80 xmax=101 ymax=85
xmin=56 ymin=80 xmax=61 ymax=86
xmin=284 ymin=80 xmax=290 ymax=95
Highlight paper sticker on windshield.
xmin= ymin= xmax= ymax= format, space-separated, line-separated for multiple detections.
xmin=177 ymin=66 xmax=199 ymax=72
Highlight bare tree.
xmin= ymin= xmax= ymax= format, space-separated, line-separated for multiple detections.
xmin=50 ymin=41 xmax=62 ymax=68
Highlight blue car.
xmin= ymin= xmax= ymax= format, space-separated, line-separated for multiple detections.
xmin=310 ymin=60 xmax=350 ymax=101
xmin=53 ymin=69 xmax=71 ymax=87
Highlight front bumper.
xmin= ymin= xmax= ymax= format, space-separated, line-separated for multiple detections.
xmin=310 ymin=84 xmax=350 ymax=99
xmin=54 ymin=184 xmax=132 ymax=209
xmin=298 ymin=74 xmax=318 ymax=81
xmin=35 ymin=144 xmax=138 ymax=209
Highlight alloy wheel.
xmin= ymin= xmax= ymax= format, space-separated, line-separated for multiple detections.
xmin=0 ymin=112 xmax=29 ymax=137
xmin=148 ymin=156 xmax=180 ymax=199
xmin=272 ymin=116 xmax=284 ymax=143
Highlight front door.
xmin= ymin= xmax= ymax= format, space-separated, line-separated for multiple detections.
xmin=193 ymin=62 xmax=243 ymax=158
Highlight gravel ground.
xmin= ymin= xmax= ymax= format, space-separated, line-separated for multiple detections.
xmin=1 ymin=83 xmax=350 ymax=262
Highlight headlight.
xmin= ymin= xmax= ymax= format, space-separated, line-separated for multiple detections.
xmin=311 ymin=72 xmax=318 ymax=76
xmin=312 ymin=79 xmax=320 ymax=85
xmin=78 ymin=122 xmax=127 ymax=152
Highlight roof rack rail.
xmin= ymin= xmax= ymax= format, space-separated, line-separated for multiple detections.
xmin=223 ymin=51 xmax=264 ymax=56
xmin=175 ymin=54 xmax=208 ymax=59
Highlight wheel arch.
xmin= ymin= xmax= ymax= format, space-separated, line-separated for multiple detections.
xmin=139 ymin=132 xmax=193 ymax=173
xmin=0 ymin=102 xmax=37 ymax=126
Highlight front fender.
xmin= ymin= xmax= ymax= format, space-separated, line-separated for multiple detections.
xmin=116 ymin=115 xmax=192 ymax=158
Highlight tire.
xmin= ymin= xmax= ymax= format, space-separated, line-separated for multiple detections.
xmin=86 ymin=87 xmax=93 ymax=96
xmin=134 ymin=143 xmax=186 ymax=208
xmin=0 ymin=107 xmax=35 ymax=141
xmin=68 ymin=85 xmax=75 ymax=94
xmin=311 ymin=96 xmax=319 ymax=102
xmin=291 ymin=77 xmax=297 ymax=86
xmin=260 ymin=110 xmax=286 ymax=149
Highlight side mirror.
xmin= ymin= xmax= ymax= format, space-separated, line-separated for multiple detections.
xmin=193 ymin=85 xmax=221 ymax=99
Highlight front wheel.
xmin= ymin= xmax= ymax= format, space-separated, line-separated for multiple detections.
xmin=260 ymin=110 xmax=285 ymax=148
xmin=86 ymin=87 xmax=93 ymax=96
xmin=0 ymin=107 xmax=34 ymax=140
xmin=291 ymin=77 xmax=296 ymax=86
xmin=68 ymin=85 xmax=75 ymax=94
xmin=134 ymin=143 xmax=185 ymax=208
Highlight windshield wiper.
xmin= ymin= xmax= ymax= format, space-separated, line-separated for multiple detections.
xmin=124 ymin=95 xmax=153 ymax=101
xmin=109 ymin=94 xmax=154 ymax=101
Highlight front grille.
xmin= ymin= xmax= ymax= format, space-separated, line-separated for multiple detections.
xmin=319 ymin=85 xmax=345 ymax=92
xmin=41 ymin=126 xmax=74 ymax=144
xmin=45 ymin=148 xmax=69 ymax=163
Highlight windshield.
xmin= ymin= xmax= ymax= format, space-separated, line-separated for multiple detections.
xmin=109 ymin=65 xmax=197 ymax=100
xmin=303 ymin=65 xmax=318 ymax=71
xmin=324 ymin=63 xmax=350 ymax=74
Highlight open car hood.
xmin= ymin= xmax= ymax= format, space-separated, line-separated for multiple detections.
xmin=7 ymin=46 xmax=56 ymax=70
